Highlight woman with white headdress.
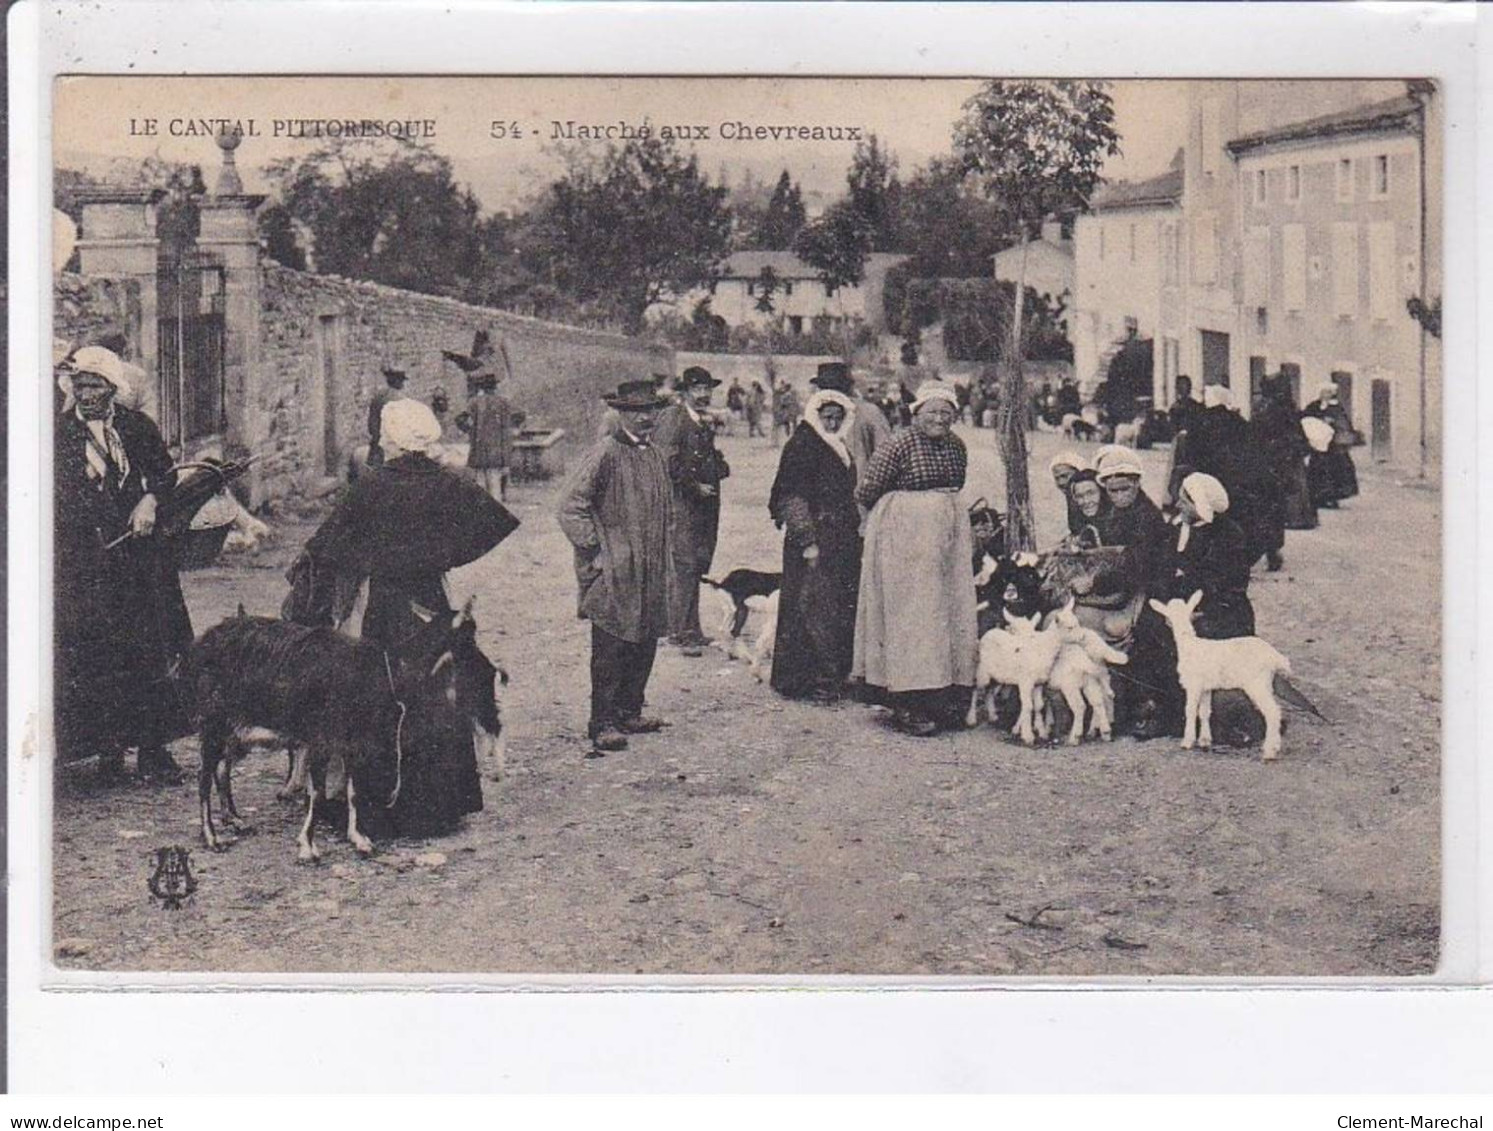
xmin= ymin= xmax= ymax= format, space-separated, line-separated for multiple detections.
xmin=1301 ymin=383 xmax=1360 ymax=507
xmin=767 ymin=387 xmax=863 ymax=701
xmin=55 ymin=345 xmax=194 ymax=783
xmin=286 ymin=398 xmax=519 ymax=835
xmin=1170 ymin=472 xmax=1256 ymax=639
xmin=851 ymin=380 xmax=977 ymax=736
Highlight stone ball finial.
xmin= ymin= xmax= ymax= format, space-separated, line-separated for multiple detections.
xmin=213 ymin=125 xmax=244 ymax=196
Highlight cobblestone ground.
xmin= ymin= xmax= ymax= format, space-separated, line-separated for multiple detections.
xmin=51 ymin=425 xmax=1440 ymax=977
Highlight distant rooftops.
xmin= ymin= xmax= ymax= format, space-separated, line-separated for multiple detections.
xmin=1226 ymin=95 xmax=1421 ymax=156
xmin=719 ymin=250 xmax=908 ymax=280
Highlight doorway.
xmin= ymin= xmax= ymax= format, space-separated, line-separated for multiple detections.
xmin=1200 ymin=330 xmax=1230 ymax=388
xmin=1330 ymin=370 xmax=1355 ymax=424
xmin=1371 ymin=378 xmax=1392 ymax=463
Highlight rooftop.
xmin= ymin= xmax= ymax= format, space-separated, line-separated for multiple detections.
xmin=1226 ymin=94 xmax=1421 ymax=156
xmin=1090 ymin=168 xmax=1184 ymax=212
xmin=720 ymin=250 xmax=908 ymax=280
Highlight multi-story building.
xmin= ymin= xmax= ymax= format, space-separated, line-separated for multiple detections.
xmin=1069 ymin=80 xmax=1440 ymax=472
xmin=1071 ymin=166 xmax=1183 ymax=398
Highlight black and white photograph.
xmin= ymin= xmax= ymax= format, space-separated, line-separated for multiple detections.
xmin=44 ymin=73 xmax=1444 ymax=978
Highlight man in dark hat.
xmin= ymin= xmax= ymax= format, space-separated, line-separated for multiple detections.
xmin=456 ymin=367 xmax=516 ymax=501
xmin=367 ymin=367 xmax=408 ymax=468
xmin=557 ymin=380 xmax=677 ymax=753
xmin=810 ymin=361 xmax=889 ymax=499
xmin=652 ymin=365 xmax=730 ymax=654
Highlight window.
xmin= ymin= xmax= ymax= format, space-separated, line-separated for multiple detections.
xmin=783 ymin=280 xmax=794 ymax=296
xmin=1252 ymin=169 xmax=1267 ymax=206
xmin=1367 ymin=221 xmax=1396 ymax=321
xmin=1372 ymin=154 xmax=1391 ymax=198
xmin=1282 ymin=224 xmax=1306 ymax=312
xmin=1192 ymin=212 xmax=1218 ymax=285
xmin=746 ymin=281 xmax=755 ymax=296
xmin=788 ymin=315 xmax=804 ymax=335
xmin=1336 ymin=157 xmax=1354 ymax=202
xmin=825 ymin=283 xmax=837 ymax=298
xmin=1243 ymin=226 xmax=1271 ymax=307
xmin=1332 ymin=221 xmax=1359 ymax=317
xmin=1161 ymin=223 xmax=1178 ymax=285
xmin=1286 ymin=164 xmax=1301 ymax=202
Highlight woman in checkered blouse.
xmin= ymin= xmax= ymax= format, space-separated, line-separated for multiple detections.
xmin=851 ymin=381 xmax=979 ymax=737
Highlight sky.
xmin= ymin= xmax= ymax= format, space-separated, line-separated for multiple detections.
xmin=55 ymin=76 xmax=1192 ymax=213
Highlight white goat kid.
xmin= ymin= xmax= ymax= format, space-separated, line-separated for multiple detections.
xmin=1045 ymin=605 xmax=1129 ymax=744
xmin=967 ymin=601 xmax=1073 ymax=743
xmin=1148 ymin=591 xmax=1291 ymax=761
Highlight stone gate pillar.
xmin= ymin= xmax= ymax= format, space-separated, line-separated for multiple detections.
xmin=196 ymin=131 xmax=267 ymax=502
xmin=74 ymin=188 xmax=164 ymax=419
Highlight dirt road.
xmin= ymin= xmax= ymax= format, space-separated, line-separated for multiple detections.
xmin=52 ymin=427 xmax=1440 ymax=976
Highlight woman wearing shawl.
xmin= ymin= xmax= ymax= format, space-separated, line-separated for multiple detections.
xmin=55 ymin=345 xmax=194 ymax=783
xmin=285 ymin=399 xmax=519 ymax=835
xmin=852 ymin=381 xmax=977 ymax=736
xmin=1302 ymin=384 xmax=1360 ymax=507
xmin=767 ymin=389 xmax=863 ymax=702
xmin=1251 ymin=374 xmax=1317 ymax=531
xmin=1170 ymin=472 xmax=1256 ymax=639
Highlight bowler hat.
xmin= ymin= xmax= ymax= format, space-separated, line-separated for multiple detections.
xmin=811 ymin=361 xmax=853 ymax=394
xmin=678 ymin=365 xmax=721 ymax=389
xmin=604 ymin=379 xmax=671 ymax=411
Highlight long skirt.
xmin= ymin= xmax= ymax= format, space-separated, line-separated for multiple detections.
xmin=771 ymin=538 xmax=861 ymax=699
xmin=1308 ymin=449 xmax=1359 ymax=506
xmin=852 ymin=489 xmax=977 ymax=693
xmin=1278 ymin=457 xmax=1318 ymax=529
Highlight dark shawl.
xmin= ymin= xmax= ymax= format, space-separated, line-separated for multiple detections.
xmin=768 ymin=426 xmax=862 ymax=698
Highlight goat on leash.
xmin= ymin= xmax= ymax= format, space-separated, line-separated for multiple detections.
xmin=1148 ymin=591 xmax=1291 ymax=761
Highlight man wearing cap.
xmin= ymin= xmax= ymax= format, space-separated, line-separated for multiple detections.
xmin=652 ymin=365 xmax=730 ymax=653
xmin=456 ymin=369 xmax=516 ymax=501
xmin=55 ymin=345 xmax=194 ymax=783
xmin=810 ymin=361 xmax=889 ymax=497
xmin=558 ymin=380 xmax=677 ymax=752
xmin=367 ymin=367 xmax=408 ymax=468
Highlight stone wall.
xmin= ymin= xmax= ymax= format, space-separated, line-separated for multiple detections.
xmin=256 ymin=265 xmax=673 ymax=500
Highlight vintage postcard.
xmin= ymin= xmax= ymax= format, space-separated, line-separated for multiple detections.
xmin=44 ymin=72 xmax=1443 ymax=980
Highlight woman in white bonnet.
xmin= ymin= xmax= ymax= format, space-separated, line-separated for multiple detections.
xmin=851 ymin=380 xmax=978 ymax=736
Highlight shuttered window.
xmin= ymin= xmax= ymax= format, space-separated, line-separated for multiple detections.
xmin=1367 ymin=221 xmax=1396 ymax=322
xmin=1243 ymin=226 xmax=1271 ymax=307
xmin=1282 ymin=224 xmax=1306 ymax=312
xmin=1193 ymin=212 xmax=1218 ymax=285
xmin=1332 ymin=222 xmax=1359 ymax=318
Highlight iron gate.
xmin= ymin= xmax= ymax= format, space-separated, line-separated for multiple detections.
xmin=158 ymin=249 xmax=227 ymax=451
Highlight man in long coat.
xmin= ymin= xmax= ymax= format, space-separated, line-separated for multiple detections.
xmin=652 ymin=365 xmax=730 ymax=654
xmin=456 ymin=370 xmax=516 ymax=500
xmin=557 ymin=380 xmax=677 ymax=753
xmin=55 ymin=346 xmax=193 ymax=783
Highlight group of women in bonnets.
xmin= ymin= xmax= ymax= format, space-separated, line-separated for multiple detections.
xmin=761 ymin=370 xmax=1350 ymax=741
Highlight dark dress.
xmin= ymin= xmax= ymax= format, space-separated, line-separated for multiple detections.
xmin=652 ymin=403 xmax=729 ymax=638
xmin=1252 ymin=394 xmax=1317 ymax=530
xmin=1184 ymin=405 xmax=1285 ymax=566
xmin=1167 ymin=515 xmax=1256 ymax=639
xmin=1302 ymin=402 xmax=1360 ymax=505
xmin=767 ymin=426 xmax=862 ymax=699
xmin=286 ymin=452 xmax=519 ymax=836
xmin=55 ymin=406 xmax=194 ymax=762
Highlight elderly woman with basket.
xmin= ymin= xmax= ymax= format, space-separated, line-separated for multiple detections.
xmin=851 ymin=381 xmax=977 ymax=737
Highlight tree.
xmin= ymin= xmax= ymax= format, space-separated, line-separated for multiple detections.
xmin=895 ymin=157 xmax=1009 ymax=277
xmin=793 ymin=200 xmax=873 ymax=293
xmin=526 ymin=135 xmax=732 ymax=332
xmin=264 ymin=137 xmax=493 ymax=301
xmin=845 ymin=134 xmax=902 ymax=251
xmin=753 ymin=171 xmax=807 ymax=250
xmin=954 ymin=80 xmax=1121 ymax=550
